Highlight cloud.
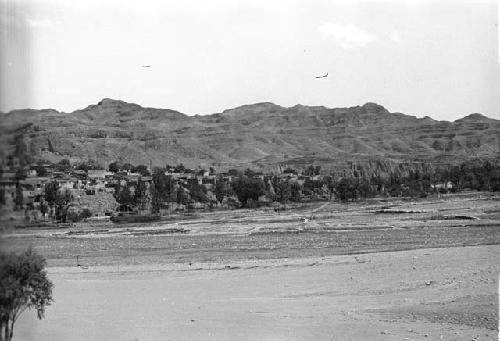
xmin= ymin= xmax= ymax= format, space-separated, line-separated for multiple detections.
xmin=390 ymin=30 xmax=401 ymax=43
xmin=26 ymin=17 xmax=55 ymax=29
xmin=319 ymin=23 xmax=378 ymax=49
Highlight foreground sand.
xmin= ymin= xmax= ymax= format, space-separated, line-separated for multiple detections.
xmin=15 ymin=245 xmax=498 ymax=341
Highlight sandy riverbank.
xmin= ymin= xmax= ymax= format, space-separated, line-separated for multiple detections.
xmin=15 ymin=245 xmax=499 ymax=341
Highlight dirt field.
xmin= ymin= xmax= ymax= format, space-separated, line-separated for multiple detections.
xmin=2 ymin=193 xmax=499 ymax=340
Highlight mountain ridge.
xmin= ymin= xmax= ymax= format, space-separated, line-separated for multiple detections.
xmin=0 ymin=99 xmax=499 ymax=171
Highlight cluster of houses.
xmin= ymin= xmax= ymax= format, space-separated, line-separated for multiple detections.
xmin=0 ymin=159 xmax=338 ymax=222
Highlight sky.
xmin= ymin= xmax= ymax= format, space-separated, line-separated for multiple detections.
xmin=0 ymin=0 xmax=499 ymax=121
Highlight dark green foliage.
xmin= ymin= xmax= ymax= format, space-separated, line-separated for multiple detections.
xmin=75 ymin=160 xmax=103 ymax=172
xmin=54 ymin=190 xmax=72 ymax=222
xmin=173 ymin=164 xmax=186 ymax=173
xmin=121 ymin=163 xmax=133 ymax=172
xmin=66 ymin=210 xmax=80 ymax=223
xmin=14 ymin=187 xmax=23 ymax=211
xmin=43 ymin=181 xmax=59 ymax=206
xmin=56 ymin=159 xmax=71 ymax=172
xmin=214 ymin=178 xmax=229 ymax=204
xmin=108 ymin=161 xmax=121 ymax=173
xmin=290 ymin=182 xmax=302 ymax=202
xmin=32 ymin=165 xmax=47 ymax=177
xmin=14 ymin=169 xmax=26 ymax=181
xmin=231 ymin=176 xmax=264 ymax=208
xmin=275 ymin=180 xmax=291 ymax=204
xmin=188 ymin=182 xmax=208 ymax=203
xmin=79 ymin=208 xmax=92 ymax=220
xmin=114 ymin=183 xmax=135 ymax=207
xmin=0 ymin=248 xmax=53 ymax=341
xmin=151 ymin=169 xmax=175 ymax=213
xmin=44 ymin=182 xmax=72 ymax=221
xmin=335 ymin=178 xmax=358 ymax=202
xmin=131 ymin=165 xmax=150 ymax=177
xmin=0 ymin=189 xmax=5 ymax=206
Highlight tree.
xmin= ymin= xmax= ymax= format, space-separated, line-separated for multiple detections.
xmin=188 ymin=182 xmax=208 ymax=203
xmin=79 ymin=208 xmax=92 ymax=221
xmin=114 ymin=183 xmax=135 ymax=207
xmin=173 ymin=164 xmax=186 ymax=173
xmin=13 ymin=169 xmax=26 ymax=181
xmin=131 ymin=165 xmax=150 ymax=177
xmin=214 ymin=179 xmax=228 ymax=204
xmin=275 ymin=180 xmax=291 ymax=204
xmin=54 ymin=190 xmax=72 ymax=222
xmin=133 ymin=180 xmax=149 ymax=213
xmin=108 ymin=161 xmax=122 ymax=173
xmin=290 ymin=182 xmax=302 ymax=202
xmin=56 ymin=159 xmax=71 ymax=172
xmin=0 ymin=189 xmax=5 ymax=206
xmin=151 ymin=169 xmax=175 ymax=214
xmin=0 ymin=248 xmax=53 ymax=341
xmin=14 ymin=187 xmax=23 ymax=211
xmin=44 ymin=181 xmax=59 ymax=206
xmin=32 ymin=165 xmax=47 ymax=177
xmin=75 ymin=160 xmax=103 ymax=172
xmin=121 ymin=163 xmax=133 ymax=172
xmin=231 ymin=176 xmax=264 ymax=208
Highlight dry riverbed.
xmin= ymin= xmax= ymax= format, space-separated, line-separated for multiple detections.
xmin=1 ymin=193 xmax=499 ymax=340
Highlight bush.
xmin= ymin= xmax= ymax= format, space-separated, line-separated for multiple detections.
xmin=79 ymin=208 xmax=92 ymax=220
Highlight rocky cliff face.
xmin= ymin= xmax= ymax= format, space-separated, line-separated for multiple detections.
xmin=1 ymin=99 xmax=499 ymax=171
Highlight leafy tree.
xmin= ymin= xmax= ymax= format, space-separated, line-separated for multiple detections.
xmin=188 ymin=182 xmax=208 ymax=203
xmin=275 ymin=180 xmax=291 ymax=204
xmin=0 ymin=248 xmax=53 ymax=341
xmin=44 ymin=182 xmax=72 ymax=222
xmin=244 ymin=168 xmax=256 ymax=178
xmin=66 ymin=210 xmax=81 ymax=223
xmin=231 ymin=176 xmax=264 ymax=208
xmin=114 ymin=183 xmax=135 ymax=207
xmin=32 ymin=165 xmax=47 ymax=177
xmin=335 ymin=178 xmax=358 ymax=202
xmin=79 ymin=208 xmax=92 ymax=220
xmin=131 ymin=165 xmax=150 ymax=177
xmin=227 ymin=169 xmax=239 ymax=177
xmin=151 ymin=169 xmax=175 ymax=214
xmin=214 ymin=178 xmax=229 ymax=204
xmin=75 ymin=160 xmax=103 ymax=172
xmin=173 ymin=164 xmax=186 ymax=173
xmin=121 ymin=163 xmax=133 ymax=172
xmin=176 ymin=187 xmax=188 ymax=205
xmin=290 ymin=182 xmax=302 ymax=202
xmin=14 ymin=187 xmax=23 ymax=211
xmin=0 ymin=189 xmax=5 ymax=206
xmin=14 ymin=169 xmax=26 ymax=181
xmin=56 ymin=159 xmax=71 ymax=172
xmin=108 ymin=161 xmax=121 ymax=173
xmin=54 ymin=190 xmax=72 ymax=222
xmin=133 ymin=180 xmax=149 ymax=212
xmin=43 ymin=181 xmax=59 ymax=206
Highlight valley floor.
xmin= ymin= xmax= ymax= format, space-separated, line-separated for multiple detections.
xmin=1 ymin=193 xmax=499 ymax=340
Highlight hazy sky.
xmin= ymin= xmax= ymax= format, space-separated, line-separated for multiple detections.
xmin=1 ymin=0 xmax=499 ymax=120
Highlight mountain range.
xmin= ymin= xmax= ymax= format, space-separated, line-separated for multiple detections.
xmin=1 ymin=99 xmax=499 ymax=172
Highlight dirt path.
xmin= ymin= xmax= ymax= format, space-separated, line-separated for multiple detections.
xmin=15 ymin=245 xmax=499 ymax=341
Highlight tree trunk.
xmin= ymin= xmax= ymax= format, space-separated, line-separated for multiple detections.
xmin=3 ymin=321 xmax=9 ymax=341
xmin=8 ymin=321 xmax=13 ymax=341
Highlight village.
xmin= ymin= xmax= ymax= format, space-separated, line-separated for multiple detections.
xmin=0 ymin=157 xmax=339 ymax=227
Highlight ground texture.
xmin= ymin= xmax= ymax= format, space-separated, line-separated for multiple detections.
xmin=1 ymin=193 xmax=498 ymax=340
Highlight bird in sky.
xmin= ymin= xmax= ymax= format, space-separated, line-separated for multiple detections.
xmin=315 ymin=72 xmax=328 ymax=79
